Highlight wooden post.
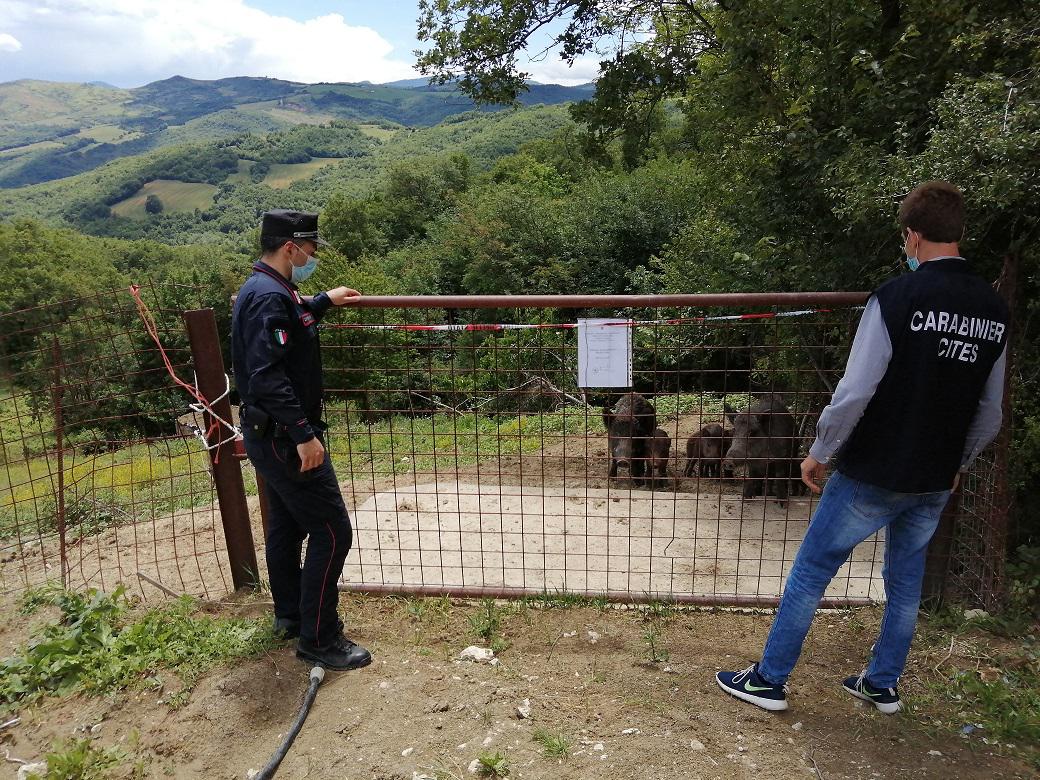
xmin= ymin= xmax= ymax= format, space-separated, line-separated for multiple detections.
xmin=183 ymin=308 xmax=258 ymax=591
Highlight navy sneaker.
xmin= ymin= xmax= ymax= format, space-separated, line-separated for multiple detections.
xmin=716 ymin=663 xmax=789 ymax=711
xmin=842 ymin=672 xmax=901 ymax=714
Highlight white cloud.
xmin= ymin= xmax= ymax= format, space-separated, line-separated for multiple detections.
xmin=0 ymin=32 xmax=22 ymax=52
xmin=524 ymin=55 xmax=600 ymax=86
xmin=0 ymin=0 xmax=417 ymax=86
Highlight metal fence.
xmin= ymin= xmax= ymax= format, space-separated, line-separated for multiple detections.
xmin=0 ymin=283 xmax=235 ymax=599
xmin=0 ymin=289 xmax=1014 ymax=610
xmin=318 ymin=294 xmax=878 ymax=607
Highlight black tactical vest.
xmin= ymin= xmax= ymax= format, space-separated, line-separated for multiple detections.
xmin=836 ymin=258 xmax=1008 ymax=493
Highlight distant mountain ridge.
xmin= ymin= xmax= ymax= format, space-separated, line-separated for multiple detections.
xmin=0 ymin=75 xmax=595 ymax=188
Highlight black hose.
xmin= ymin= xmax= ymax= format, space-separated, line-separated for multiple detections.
xmin=254 ymin=666 xmax=325 ymax=780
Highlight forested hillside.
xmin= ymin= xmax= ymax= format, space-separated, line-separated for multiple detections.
xmin=0 ymin=76 xmax=593 ymax=187
xmin=0 ymin=105 xmax=575 ymax=244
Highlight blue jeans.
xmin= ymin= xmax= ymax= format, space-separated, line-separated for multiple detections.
xmin=758 ymin=471 xmax=951 ymax=688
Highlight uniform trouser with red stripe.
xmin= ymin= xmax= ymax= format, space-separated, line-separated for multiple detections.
xmin=244 ymin=432 xmax=352 ymax=647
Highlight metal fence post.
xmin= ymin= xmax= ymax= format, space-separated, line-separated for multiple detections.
xmin=183 ymin=308 xmax=258 ymax=591
xmin=50 ymin=337 xmax=69 ymax=590
xmin=987 ymin=249 xmax=1019 ymax=609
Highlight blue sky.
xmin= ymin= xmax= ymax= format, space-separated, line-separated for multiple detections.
xmin=0 ymin=0 xmax=599 ymax=88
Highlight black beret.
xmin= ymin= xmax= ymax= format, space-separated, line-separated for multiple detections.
xmin=260 ymin=209 xmax=329 ymax=246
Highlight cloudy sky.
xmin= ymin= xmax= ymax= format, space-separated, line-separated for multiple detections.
xmin=0 ymin=0 xmax=599 ymax=87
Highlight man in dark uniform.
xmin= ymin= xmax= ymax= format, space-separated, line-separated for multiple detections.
xmin=232 ymin=209 xmax=371 ymax=671
xmin=716 ymin=181 xmax=1008 ymax=713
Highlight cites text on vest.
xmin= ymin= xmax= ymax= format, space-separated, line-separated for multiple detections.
xmin=909 ymin=309 xmax=1005 ymax=364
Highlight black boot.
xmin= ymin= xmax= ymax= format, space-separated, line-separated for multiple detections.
xmin=296 ymin=633 xmax=372 ymax=671
xmin=273 ymin=617 xmax=301 ymax=640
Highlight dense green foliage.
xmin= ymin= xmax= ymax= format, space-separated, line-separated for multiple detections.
xmin=412 ymin=0 xmax=1040 ymax=550
xmin=228 ymin=120 xmax=373 ymax=164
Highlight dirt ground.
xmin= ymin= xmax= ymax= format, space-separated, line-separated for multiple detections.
xmin=0 ymin=595 xmax=1034 ymax=780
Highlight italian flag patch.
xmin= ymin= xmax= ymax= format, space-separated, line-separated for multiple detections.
xmin=273 ymin=328 xmax=288 ymax=346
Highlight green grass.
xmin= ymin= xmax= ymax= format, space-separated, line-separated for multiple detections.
xmin=475 ymin=751 xmax=510 ymax=778
xmin=0 ymin=390 xmax=744 ymax=547
xmin=0 ymin=586 xmax=279 ymax=713
xmin=1 ymin=435 xmax=215 ymax=540
xmin=259 ymin=107 xmax=338 ymax=126
xmin=262 ymin=157 xmax=344 ymax=189
xmin=357 ymin=123 xmax=399 ymax=140
xmin=913 ymin=609 xmax=1040 ymax=769
xmin=76 ymin=124 xmax=139 ymax=143
xmin=468 ymin=598 xmax=505 ymax=644
xmin=0 ymin=139 xmax=64 ymax=158
xmin=517 ymin=590 xmax=611 ymax=611
xmin=18 ymin=580 xmax=65 ymax=615
xmin=642 ymin=619 xmax=670 ymax=664
xmin=224 ymin=158 xmax=253 ymax=183
xmin=532 ymin=728 xmax=571 ymax=759
xmin=110 ymin=179 xmax=219 ymax=218
xmin=323 ymin=404 xmax=602 ymax=482
xmin=1 ymin=404 xmax=587 ymax=541
xmin=1 ymin=392 xmax=733 ymax=544
xmin=28 ymin=737 xmax=145 ymax=780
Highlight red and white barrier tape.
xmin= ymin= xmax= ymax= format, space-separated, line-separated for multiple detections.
xmin=320 ymin=307 xmax=857 ymax=332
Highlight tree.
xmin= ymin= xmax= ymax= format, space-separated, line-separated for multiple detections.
xmin=144 ymin=194 xmax=164 ymax=214
xmin=417 ymin=0 xmax=712 ymax=160
xmin=417 ymin=2 xmax=1037 ymax=164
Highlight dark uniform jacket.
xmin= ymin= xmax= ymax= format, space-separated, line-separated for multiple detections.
xmin=232 ymin=261 xmax=333 ymax=444
xmin=810 ymin=258 xmax=1009 ymax=493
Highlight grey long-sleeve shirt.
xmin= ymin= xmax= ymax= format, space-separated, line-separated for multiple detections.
xmin=808 ymin=296 xmax=1006 ymax=472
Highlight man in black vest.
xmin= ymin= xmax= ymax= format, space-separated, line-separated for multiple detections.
xmin=717 ymin=181 xmax=1008 ymax=713
xmin=232 ymin=209 xmax=371 ymax=671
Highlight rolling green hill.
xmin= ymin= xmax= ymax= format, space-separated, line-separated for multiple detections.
xmin=0 ymin=76 xmax=593 ymax=188
xmin=0 ymin=104 xmax=576 ymax=245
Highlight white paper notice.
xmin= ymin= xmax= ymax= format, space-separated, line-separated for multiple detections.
xmin=578 ymin=318 xmax=632 ymax=388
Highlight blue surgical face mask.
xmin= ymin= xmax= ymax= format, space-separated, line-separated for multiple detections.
xmin=291 ymin=251 xmax=318 ymax=284
xmin=903 ymin=231 xmax=920 ymax=271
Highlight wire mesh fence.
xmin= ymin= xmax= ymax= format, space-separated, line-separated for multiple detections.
xmin=0 ymin=288 xmax=1013 ymax=609
xmin=945 ymin=451 xmax=1009 ymax=611
xmin=0 ymin=282 xmax=233 ymax=599
xmin=317 ymin=294 xmax=884 ymax=606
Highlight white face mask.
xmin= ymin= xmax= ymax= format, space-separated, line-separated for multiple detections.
xmin=290 ymin=245 xmax=318 ymax=284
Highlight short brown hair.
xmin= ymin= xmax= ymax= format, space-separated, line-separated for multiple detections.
xmin=898 ymin=180 xmax=965 ymax=243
